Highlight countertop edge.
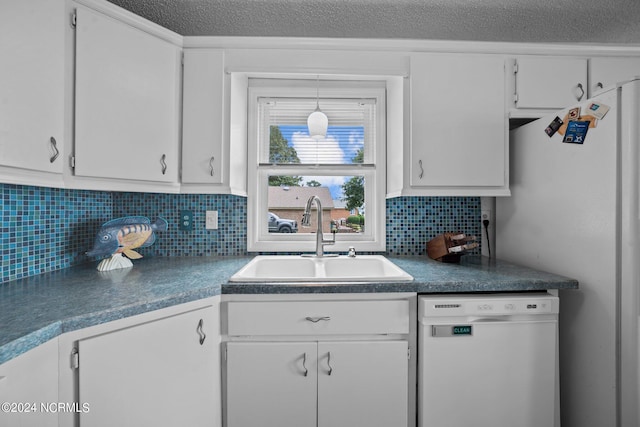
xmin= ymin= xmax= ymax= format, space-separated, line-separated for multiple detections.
xmin=0 ymin=287 xmax=222 ymax=365
xmin=0 ymin=255 xmax=578 ymax=365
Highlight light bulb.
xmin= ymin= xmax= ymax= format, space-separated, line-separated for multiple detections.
xmin=307 ymin=107 xmax=328 ymax=140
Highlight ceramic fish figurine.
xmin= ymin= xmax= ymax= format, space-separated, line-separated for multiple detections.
xmin=86 ymin=216 xmax=168 ymax=260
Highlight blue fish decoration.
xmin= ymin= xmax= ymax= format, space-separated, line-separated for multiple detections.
xmin=86 ymin=216 xmax=168 ymax=259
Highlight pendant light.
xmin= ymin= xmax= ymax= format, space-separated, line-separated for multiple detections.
xmin=307 ymin=76 xmax=328 ymax=140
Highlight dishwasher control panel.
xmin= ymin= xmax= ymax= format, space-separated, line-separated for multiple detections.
xmin=420 ymin=293 xmax=559 ymax=317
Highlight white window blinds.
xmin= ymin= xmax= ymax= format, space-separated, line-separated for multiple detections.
xmin=257 ymin=97 xmax=376 ymax=165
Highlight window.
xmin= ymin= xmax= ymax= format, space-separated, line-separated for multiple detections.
xmin=247 ymin=78 xmax=386 ymax=252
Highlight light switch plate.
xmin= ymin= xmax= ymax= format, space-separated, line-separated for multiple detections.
xmin=206 ymin=210 xmax=218 ymax=230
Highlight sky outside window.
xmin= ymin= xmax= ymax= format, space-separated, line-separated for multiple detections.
xmin=274 ymin=124 xmax=364 ymax=200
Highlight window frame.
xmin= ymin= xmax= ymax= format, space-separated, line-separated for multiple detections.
xmin=246 ymin=77 xmax=387 ymax=253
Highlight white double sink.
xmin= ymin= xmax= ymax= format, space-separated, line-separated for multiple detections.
xmin=230 ymin=255 xmax=414 ymax=283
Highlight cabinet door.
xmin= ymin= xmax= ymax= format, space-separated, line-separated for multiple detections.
xmin=0 ymin=339 xmax=58 ymax=427
xmin=226 ymin=342 xmax=317 ymax=427
xmin=0 ymin=0 xmax=64 ymax=174
xmin=590 ymin=57 xmax=640 ymax=96
xmin=317 ymin=341 xmax=409 ymax=427
xmin=78 ymin=306 xmax=217 ymax=427
xmin=514 ymin=56 xmax=588 ymax=109
xmin=182 ymin=49 xmax=225 ymax=184
xmin=74 ymin=6 xmax=180 ymax=183
xmin=410 ymin=53 xmax=506 ymax=190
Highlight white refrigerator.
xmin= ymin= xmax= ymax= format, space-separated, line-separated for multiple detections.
xmin=496 ymin=79 xmax=640 ymax=427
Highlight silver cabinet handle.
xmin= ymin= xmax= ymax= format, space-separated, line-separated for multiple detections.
xmin=302 ymin=352 xmax=308 ymax=377
xmin=305 ymin=316 xmax=331 ymax=323
xmin=418 ymin=159 xmax=424 ymax=179
xmin=576 ymin=83 xmax=585 ymax=101
xmin=160 ymin=154 xmax=167 ymax=175
xmin=326 ymin=351 xmax=333 ymax=376
xmin=209 ymin=156 xmax=215 ymax=176
xmin=49 ymin=137 xmax=59 ymax=163
xmin=196 ymin=318 xmax=206 ymax=345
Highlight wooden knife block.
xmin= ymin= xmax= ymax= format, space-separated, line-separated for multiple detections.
xmin=427 ymin=233 xmax=463 ymax=263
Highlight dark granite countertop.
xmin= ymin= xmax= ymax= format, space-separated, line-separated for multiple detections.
xmin=0 ymin=255 xmax=577 ymax=364
xmin=224 ymin=256 xmax=578 ymax=294
xmin=0 ymin=256 xmax=251 ymax=365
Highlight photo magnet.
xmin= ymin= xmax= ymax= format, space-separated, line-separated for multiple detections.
xmin=545 ymin=116 xmax=563 ymax=137
xmin=587 ymin=102 xmax=610 ymax=120
xmin=563 ymin=120 xmax=590 ymax=144
xmin=568 ymin=107 xmax=580 ymax=120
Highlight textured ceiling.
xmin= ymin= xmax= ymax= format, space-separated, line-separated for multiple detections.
xmin=107 ymin=0 xmax=640 ymax=44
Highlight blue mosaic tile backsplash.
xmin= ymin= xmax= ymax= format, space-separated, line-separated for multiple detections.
xmin=386 ymin=196 xmax=480 ymax=256
xmin=1 ymin=183 xmax=480 ymax=284
xmin=1 ymin=184 xmax=112 ymax=283
xmin=112 ymin=193 xmax=247 ymax=257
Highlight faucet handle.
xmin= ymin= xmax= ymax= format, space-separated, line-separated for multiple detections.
xmin=348 ymin=246 xmax=356 ymax=257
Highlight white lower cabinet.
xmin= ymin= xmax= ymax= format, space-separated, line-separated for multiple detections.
xmin=227 ymin=341 xmax=408 ymax=427
xmin=226 ymin=342 xmax=317 ymax=427
xmin=77 ymin=306 xmax=216 ymax=427
xmin=223 ymin=295 xmax=415 ymax=427
xmin=0 ymin=339 xmax=59 ymax=427
xmin=58 ymin=297 xmax=222 ymax=427
xmin=316 ymin=341 xmax=408 ymax=427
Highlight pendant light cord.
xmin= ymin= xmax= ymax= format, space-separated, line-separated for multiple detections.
xmin=315 ymin=75 xmax=320 ymax=110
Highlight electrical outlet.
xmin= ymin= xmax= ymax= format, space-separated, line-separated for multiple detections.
xmin=206 ymin=210 xmax=218 ymax=230
xmin=481 ymin=210 xmax=491 ymax=221
xmin=180 ymin=210 xmax=193 ymax=231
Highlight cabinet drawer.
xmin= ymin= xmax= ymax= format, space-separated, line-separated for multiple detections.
xmin=226 ymin=300 xmax=409 ymax=336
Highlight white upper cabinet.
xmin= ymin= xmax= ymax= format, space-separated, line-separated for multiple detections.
xmin=511 ymin=56 xmax=588 ymax=114
xmin=402 ymin=53 xmax=509 ymax=196
xmin=181 ymin=49 xmax=226 ymax=186
xmin=0 ymin=0 xmax=65 ymax=186
xmin=590 ymin=57 xmax=640 ymax=96
xmin=73 ymin=6 xmax=181 ymax=186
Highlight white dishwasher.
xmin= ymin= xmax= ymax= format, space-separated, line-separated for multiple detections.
xmin=419 ymin=293 xmax=559 ymax=427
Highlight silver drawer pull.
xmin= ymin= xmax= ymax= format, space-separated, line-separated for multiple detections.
xmin=576 ymin=83 xmax=585 ymax=101
xmin=49 ymin=137 xmax=59 ymax=163
xmin=302 ymin=352 xmax=308 ymax=377
xmin=196 ymin=318 xmax=206 ymax=345
xmin=160 ymin=154 xmax=167 ymax=175
xmin=326 ymin=351 xmax=333 ymax=376
xmin=305 ymin=316 xmax=331 ymax=323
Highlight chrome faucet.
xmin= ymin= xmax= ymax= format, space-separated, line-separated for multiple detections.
xmin=301 ymin=195 xmax=335 ymax=257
